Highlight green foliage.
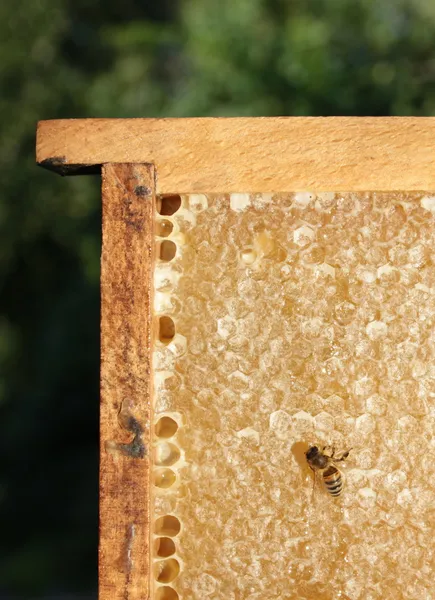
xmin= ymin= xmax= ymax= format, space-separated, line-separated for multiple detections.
xmin=1 ymin=0 xmax=435 ymax=595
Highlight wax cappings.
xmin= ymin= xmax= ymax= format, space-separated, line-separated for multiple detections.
xmin=153 ymin=192 xmax=435 ymax=600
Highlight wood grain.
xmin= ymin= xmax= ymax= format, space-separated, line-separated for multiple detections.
xmin=100 ymin=163 xmax=155 ymax=600
xmin=37 ymin=117 xmax=435 ymax=192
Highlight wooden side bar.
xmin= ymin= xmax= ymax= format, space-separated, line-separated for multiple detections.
xmin=100 ymin=163 xmax=155 ymax=600
xmin=37 ymin=117 xmax=435 ymax=192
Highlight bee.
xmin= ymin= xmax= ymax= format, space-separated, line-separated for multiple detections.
xmin=305 ymin=445 xmax=351 ymax=498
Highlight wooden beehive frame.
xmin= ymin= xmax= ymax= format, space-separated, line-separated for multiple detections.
xmin=36 ymin=117 xmax=435 ymax=600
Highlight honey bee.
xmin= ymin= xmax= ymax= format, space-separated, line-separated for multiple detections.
xmin=305 ymin=445 xmax=351 ymax=498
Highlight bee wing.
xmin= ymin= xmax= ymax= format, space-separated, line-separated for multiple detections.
xmin=310 ymin=468 xmax=327 ymax=503
xmin=337 ymin=461 xmax=349 ymax=473
xmin=307 ymin=466 xmax=316 ymax=501
xmin=335 ymin=448 xmax=352 ymax=461
xmin=332 ymin=456 xmax=350 ymax=478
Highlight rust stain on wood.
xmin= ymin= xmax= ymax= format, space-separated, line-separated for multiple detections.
xmin=100 ymin=163 xmax=155 ymax=600
xmin=106 ymin=399 xmax=146 ymax=459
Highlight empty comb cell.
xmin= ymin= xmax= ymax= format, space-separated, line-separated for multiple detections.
xmin=155 ymin=537 xmax=176 ymax=558
xmin=155 ymin=416 xmax=179 ymax=439
xmin=158 ymin=316 xmax=176 ymax=343
xmin=154 ymin=515 xmax=181 ymax=537
xmin=158 ymin=240 xmax=177 ymax=262
xmin=157 ymin=195 xmax=182 ymax=216
xmin=154 ymin=587 xmax=179 ymax=600
xmin=154 ymin=558 xmax=180 ymax=583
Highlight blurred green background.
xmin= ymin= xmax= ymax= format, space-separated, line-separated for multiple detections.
xmin=1 ymin=0 xmax=435 ymax=597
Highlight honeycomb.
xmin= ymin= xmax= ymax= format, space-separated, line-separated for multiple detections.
xmin=152 ymin=192 xmax=435 ymax=600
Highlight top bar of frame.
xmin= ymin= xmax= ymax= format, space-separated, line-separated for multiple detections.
xmin=36 ymin=117 xmax=435 ymax=193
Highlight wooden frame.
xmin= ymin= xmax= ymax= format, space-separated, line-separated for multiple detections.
xmin=37 ymin=117 xmax=435 ymax=192
xmin=36 ymin=117 xmax=435 ymax=600
xmin=100 ymin=163 xmax=155 ymax=600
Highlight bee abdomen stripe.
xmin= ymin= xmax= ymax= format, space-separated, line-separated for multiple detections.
xmin=324 ymin=474 xmax=343 ymax=496
xmin=326 ymin=481 xmax=343 ymax=492
xmin=326 ymin=478 xmax=341 ymax=485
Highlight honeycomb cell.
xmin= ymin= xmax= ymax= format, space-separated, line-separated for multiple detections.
xmin=366 ymin=394 xmax=387 ymax=416
xmin=366 ymin=320 xmax=388 ymax=340
xmin=155 ymin=537 xmax=176 ymax=558
xmin=159 ymin=316 xmax=176 ymax=343
xmin=154 ymin=558 xmax=180 ymax=583
xmin=188 ymin=194 xmax=208 ymax=212
xmin=314 ymin=411 xmax=334 ymax=432
xmin=316 ymin=262 xmax=335 ymax=278
xmin=154 ymin=468 xmax=177 ymax=489
xmin=155 ymin=417 xmax=179 ymax=438
xmin=421 ymin=195 xmax=435 ymax=212
xmin=377 ymin=264 xmax=399 ymax=283
xmin=269 ymin=409 xmax=292 ymax=440
xmin=157 ymin=195 xmax=182 ymax=215
xmin=357 ymin=487 xmax=377 ymax=509
xmin=294 ymin=225 xmax=315 ymax=247
xmin=289 ymin=410 xmax=314 ymax=437
xmin=157 ymin=219 xmax=174 ymax=238
xmin=230 ymin=193 xmax=250 ymax=211
xmin=191 ymin=573 xmax=218 ymax=596
xmin=155 ymin=587 xmax=179 ymax=600
xmin=302 ymin=244 xmax=325 ymax=264
xmin=354 ymin=376 xmax=376 ymax=398
xmin=355 ymin=413 xmax=376 ymax=437
xmin=240 ymin=248 xmax=257 ymax=265
xmin=325 ymin=394 xmax=345 ymax=415
xmin=334 ymin=301 xmax=356 ymax=325
xmin=315 ymin=191 xmax=336 ymax=210
xmin=357 ymin=266 xmax=377 ymax=283
xmin=154 ymin=442 xmax=181 ymax=467
xmin=408 ymin=243 xmax=428 ymax=267
xmin=154 ymin=515 xmax=181 ymax=537
xmin=159 ymin=240 xmax=177 ymax=262
xmin=294 ymin=192 xmax=315 ymax=208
